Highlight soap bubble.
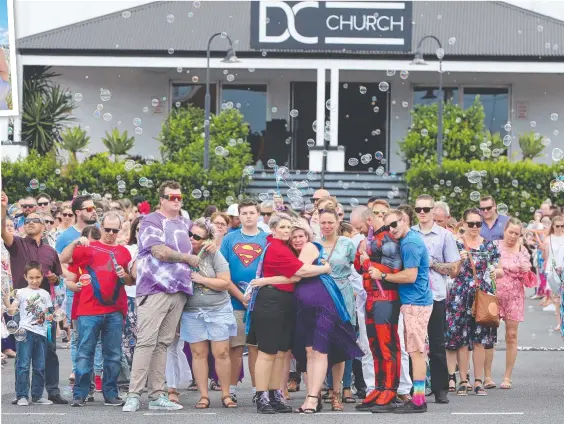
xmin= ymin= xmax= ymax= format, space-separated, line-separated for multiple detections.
xmin=373 ymin=106 xmax=379 ymax=113
xmin=551 ymin=113 xmax=558 ymax=121
xmin=359 ymin=86 xmax=367 ymax=94
xmin=226 ymin=74 xmax=235 ymax=82
xmin=133 ymin=117 xmax=142 ymax=126
xmin=135 ymin=127 xmax=143 ymax=135
xmin=6 ymin=320 xmax=18 ymax=334
xmin=103 ymin=113 xmax=112 ymax=121
xmin=448 ymin=37 xmax=456 ymax=45
xmin=306 ymin=138 xmax=315 ymax=148
xmin=271 ymin=107 xmax=278 ymax=113
xmin=215 ymin=146 xmax=225 ymax=156
xmin=290 ymin=109 xmax=299 ymax=118
xmin=29 ymin=179 xmax=39 ymax=190
xmin=191 ymin=189 xmax=202 ymax=199
xmin=400 ymin=70 xmax=409 ymax=79
xmin=14 ymin=327 xmax=27 ymax=342
xmin=145 ymin=155 xmax=155 ymax=165
xmin=530 ymin=121 xmax=537 ymax=128
xmin=375 ymin=151 xmax=384 ymax=160
xmin=348 ymin=158 xmax=359 ymax=166
xmin=74 ymin=93 xmax=83 ymax=102
xmin=267 ymin=159 xmax=277 ymax=168
xmin=243 ymin=166 xmax=255 ymax=176
xmin=166 ymin=14 xmax=175 ymax=23
xmin=497 ymin=203 xmax=509 ymax=215
xmin=378 ymin=82 xmax=389 ymax=92
xmin=421 ymin=129 xmax=428 ymax=137
xmin=470 ymin=191 xmax=481 ymax=201
xmin=386 ymin=70 xmax=396 ymax=76
xmin=350 ymin=198 xmax=359 ymax=207
xmin=306 ymin=171 xmax=317 ymax=180
xmin=552 ymin=148 xmax=564 ymax=161
xmin=326 ymin=99 xmax=336 ymax=110
xmin=504 ymin=122 xmax=512 ymax=132
xmin=100 ymin=89 xmax=111 ymax=102
xmin=133 ymin=164 xmax=143 ymax=172
xmin=502 ymin=135 xmax=512 ymax=146
xmin=436 ymin=48 xmax=445 ymax=59
xmin=467 ymin=170 xmax=481 ymax=184
xmin=93 ymin=110 xmax=101 ymax=119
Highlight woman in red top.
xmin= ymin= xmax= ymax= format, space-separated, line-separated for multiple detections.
xmin=247 ymin=214 xmax=330 ymax=414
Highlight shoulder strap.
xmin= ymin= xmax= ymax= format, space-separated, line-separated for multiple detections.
xmin=86 ymin=265 xmax=123 ymax=306
xmin=325 ymin=237 xmax=339 ymax=262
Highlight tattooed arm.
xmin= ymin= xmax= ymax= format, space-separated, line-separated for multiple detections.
xmin=431 ymin=260 xmax=461 ymax=279
xmin=151 ymin=244 xmax=200 ymax=267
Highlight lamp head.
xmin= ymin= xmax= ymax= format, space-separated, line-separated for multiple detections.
xmin=411 ymin=50 xmax=427 ymax=65
xmin=221 ymin=48 xmax=240 ymax=63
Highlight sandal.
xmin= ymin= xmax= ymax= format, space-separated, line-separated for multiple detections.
xmin=209 ymin=380 xmax=221 ymax=391
xmin=331 ymin=393 xmax=344 ymax=412
xmin=288 ymin=380 xmax=300 ymax=392
xmin=221 ymin=395 xmax=237 ymax=408
xmin=295 ymin=395 xmax=319 ymax=414
xmin=195 ymin=397 xmax=210 ymax=409
xmin=456 ymin=380 xmax=468 ymax=396
xmin=168 ymin=390 xmax=180 ymax=404
xmin=322 ymin=389 xmax=333 ymax=404
xmin=187 ymin=381 xmax=198 ymax=391
xmin=483 ymin=378 xmax=496 ymax=389
xmin=474 ymin=379 xmax=487 ymax=396
xmin=448 ymin=373 xmax=457 ymax=392
xmin=342 ymin=388 xmax=356 ymax=403
xmin=500 ymin=378 xmax=512 ymax=389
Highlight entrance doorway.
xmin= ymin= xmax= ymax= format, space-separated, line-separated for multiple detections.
xmin=290 ymin=82 xmax=389 ymax=171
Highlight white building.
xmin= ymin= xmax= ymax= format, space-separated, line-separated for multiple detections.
xmin=6 ymin=0 xmax=564 ymax=175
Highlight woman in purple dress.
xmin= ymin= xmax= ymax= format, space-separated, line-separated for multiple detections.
xmin=252 ymin=219 xmax=362 ymax=413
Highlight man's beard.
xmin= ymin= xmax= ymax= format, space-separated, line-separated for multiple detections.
xmin=84 ymin=218 xmax=97 ymax=225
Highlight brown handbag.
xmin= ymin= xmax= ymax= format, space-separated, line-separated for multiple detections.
xmin=465 ymin=240 xmax=500 ymax=328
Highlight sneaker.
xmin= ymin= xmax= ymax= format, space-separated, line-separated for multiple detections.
xmin=17 ymin=398 xmax=29 ymax=406
xmin=95 ymin=375 xmax=103 ymax=392
xmin=269 ymin=390 xmax=292 ymax=413
xmin=148 ymin=394 xmax=183 ymax=410
xmin=256 ymin=392 xmax=275 ymax=414
xmin=393 ymin=400 xmax=427 ymax=414
xmin=32 ymin=398 xmax=54 ymax=405
xmin=105 ymin=397 xmax=125 ymax=406
xmin=87 ymin=392 xmax=95 ymax=402
xmin=48 ymin=394 xmax=69 ymax=404
xmin=252 ymin=393 xmax=257 ymax=404
xmin=122 ymin=396 xmax=140 ymax=412
xmin=71 ymin=399 xmax=86 ymax=407
xmin=543 ymin=304 xmax=556 ymax=312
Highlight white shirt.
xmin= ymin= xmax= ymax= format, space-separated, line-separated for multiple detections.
xmin=125 ymin=244 xmax=138 ymax=298
xmin=257 ymin=221 xmax=271 ymax=234
xmin=16 ymin=287 xmax=53 ymax=337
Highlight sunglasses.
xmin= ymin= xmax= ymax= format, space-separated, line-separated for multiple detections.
xmin=338 ymin=213 xmax=345 ymax=217
xmin=62 ymin=213 xmax=74 ymax=218
xmin=37 ymin=202 xmax=49 ymax=207
xmin=80 ymin=206 xmax=96 ymax=213
xmin=311 ymin=197 xmax=320 ymax=203
xmin=466 ymin=221 xmax=482 ymax=228
xmin=388 ymin=220 xmax=400 ymax=229
xmin=189 ymin=231 xmax=206 ymax=241
xmin=261 ymin=212 xmax=273 ymax=217
xmin=479 ymin=206 xmax=493 ymax=212
xmin=415 ymin=207 xmax=432 ymax=214
xmin=24 ymin=218 xmax=42 ymax=225
xmin=373 ymin=209 xmax=387 ymax=215
xmin=161 ymin=194 xmax=183 ymax=202
xmin=45 ymin=220 xmax=54 ymax=225
xmin=103 ymin=228 xmax=120 ymax=234
xmin=21 ymin=204 xmax=35 ymax=209
xmin=554 ymin=225 xmax=564 ymax=229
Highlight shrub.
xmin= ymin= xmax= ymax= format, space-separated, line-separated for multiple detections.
xmin=101 ymin=128 xmax=135 ymax=161
xmin=519 ymin=131 xmax=546 ymax=160
xmin=405 ymin=158 xmax=563 ymax=221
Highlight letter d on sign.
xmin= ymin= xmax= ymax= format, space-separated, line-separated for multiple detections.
xmin=259 ymin=1 xmax=319 ymax=44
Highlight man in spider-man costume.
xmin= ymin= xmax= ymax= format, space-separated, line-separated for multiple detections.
xmin=351 ymin=206 xmax=402 ymax=413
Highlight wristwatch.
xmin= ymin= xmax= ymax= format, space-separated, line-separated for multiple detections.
xmin=381 ymin=272 xmax=387 ymax=280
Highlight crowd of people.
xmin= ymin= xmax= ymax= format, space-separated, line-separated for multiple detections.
xmin=1 ymin=181 xmax=563 ymax=414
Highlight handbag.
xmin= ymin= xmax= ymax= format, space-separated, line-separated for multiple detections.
xmin=465 ymin=240 xmax=500 ymax=328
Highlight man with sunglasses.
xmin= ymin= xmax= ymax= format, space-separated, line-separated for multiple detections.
xmin=65 ymin=212 xmax=133 ymax=407
xmin=36 ymin=193 xmax=52 ymax=214
xmin=13 ymin=196 xmax=37 ymax=234
xmin=370 ymin=210 xmax=433 ymax=413
xmin=124 ymin=180 xmax=201 ymax=412
xmin=411 ymin=195 xmax=460 ymax=405
xmin=479 ymin=196 xmax=509 ymax=242
xmin=2 ymin=191 xmax=66 ymax=405
xmin=257 ymin=200 xmax=274 ymax=234
xmin=311 ymin=189 xmax=330 ymax=208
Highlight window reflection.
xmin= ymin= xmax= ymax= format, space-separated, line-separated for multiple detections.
xmin=463 ymin=88 xmax=509 ymax=134
xmin=413 ymin=87 xmax=459 ymax=106
xmin=171 ymin=84 xmax=217 ymax=112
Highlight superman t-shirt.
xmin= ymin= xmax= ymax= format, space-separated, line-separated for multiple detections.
xmin=220 ymin=229 xmax=268 ymax=310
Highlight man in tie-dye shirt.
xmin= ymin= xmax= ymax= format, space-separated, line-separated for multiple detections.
xmin=123 ymin=181 xmax=201 ymax=412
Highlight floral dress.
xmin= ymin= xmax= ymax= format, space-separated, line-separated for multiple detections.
xmin=445 ymin=239 xmax=500 ymax=350
xmin=497 ymin=245 xmax=534 ymax=322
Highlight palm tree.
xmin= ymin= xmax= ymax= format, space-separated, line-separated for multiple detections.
xmin=102 ymin=128 xmax=135 ymax=161
xmin=519 ymin=131 xmax=545 ymax=160
xmin=58 ymin=126 xmax=90 ymax=163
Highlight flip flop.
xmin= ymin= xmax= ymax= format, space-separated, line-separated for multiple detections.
xmin=500 ymin=379 xmax=512 ymax=389
xmin=483 ymin=379 xmax=496 ymax=389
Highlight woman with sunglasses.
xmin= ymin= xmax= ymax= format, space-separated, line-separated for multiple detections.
xmin=59 ymin=207 xmax=75 ymax=233
xmin=542 ymin=215 xmax=564 ymax=331
xmin=445 ymin=208 xmax=502 ymax=397
xmin=180 ymin=218 xmax=237 ymax=409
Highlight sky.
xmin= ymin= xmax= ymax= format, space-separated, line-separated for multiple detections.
xmin=0 ymin=0 xmax=8 ymax=45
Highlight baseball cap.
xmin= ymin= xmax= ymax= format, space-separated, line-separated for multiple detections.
xmin=227 ymin=204 xmax=239 ymax=217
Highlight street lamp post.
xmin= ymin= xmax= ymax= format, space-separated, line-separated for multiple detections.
xmin=411 ymin=35 xmax=444 ymax=168
xmin=204 ymin=33 xmax=240 ymax=171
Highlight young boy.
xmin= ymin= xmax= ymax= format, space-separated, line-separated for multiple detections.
xmin=8 ymin=261 xmax=54 ymax=406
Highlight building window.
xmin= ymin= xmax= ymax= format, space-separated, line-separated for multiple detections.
xmin=413 ymin=87 xmax=459 ymax=106
xmin=463 ymin=88 xmax=509 ymax=134
xmin=221 ymin=85 xmax=267 ymax=135
xmin=171 ymin=84 xmax=217 ymax=112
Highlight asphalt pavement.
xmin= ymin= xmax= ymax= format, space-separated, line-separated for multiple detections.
xmin=2 ymin=290 xmax=563 ymax=424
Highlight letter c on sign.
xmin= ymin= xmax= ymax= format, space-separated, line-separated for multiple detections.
xmin=259 ymin=1 xmax=319 ymax=44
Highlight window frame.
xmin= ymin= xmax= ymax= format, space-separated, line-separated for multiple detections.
xmin=169 ymin=81 xmax=220 ymax=114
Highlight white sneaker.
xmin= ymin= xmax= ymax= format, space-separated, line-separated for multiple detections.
xmin=543 ymin=304 xmax=556 ymax=312
xmin=122 ymin=396 xmax=140 ymax=412
xmin=17 ymin=398 xmax=29 ymax=406
xmin=32 ymin=398 xmax=54 ymax=405
xmin=148 ymin=394 xmax=183 ymax=410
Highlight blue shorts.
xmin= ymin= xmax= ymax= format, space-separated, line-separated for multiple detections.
xmin=180 ymin=303 xmax=237 ymax=344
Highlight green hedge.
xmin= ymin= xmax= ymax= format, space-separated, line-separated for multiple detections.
xmin=406 ymin=159 xmax=563 ymax=221
xmin=2 ymin=108 xmax=253 ymax=217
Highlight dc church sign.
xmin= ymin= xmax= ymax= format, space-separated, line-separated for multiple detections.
xmin=250 ymin=1 xmax=413 ymax=52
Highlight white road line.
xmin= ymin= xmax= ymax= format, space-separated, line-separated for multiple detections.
xmin=452 ymin=412 xmax=524 ymax=415
xmin=143 ymin=412 xmax=217 ymax=416
xmin=2 ymin=413 xmax=67 ymax=416
xmin=315 ymin=412 xmax=370 ymax=415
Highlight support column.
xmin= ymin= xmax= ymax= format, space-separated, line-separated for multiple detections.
xmin=329 ymin=68 xmax=339 ymax=147
xmin=309 ymin=68 xmax=326 ymax=172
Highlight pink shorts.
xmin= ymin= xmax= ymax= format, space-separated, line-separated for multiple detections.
xmin=400 ymin=304 xmax=433 ymax=354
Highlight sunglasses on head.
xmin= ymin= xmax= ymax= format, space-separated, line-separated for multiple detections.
xmin=21 ymin=204 xmax=35 ymax=209
xmin=189 ymin=231 xmax=206 ymax=241
xmin=80 ymin=206 xmax=96 ymax=213
xmin=161 ymin=194 xmax=183 ymax=202
xmin=466 ymin=221 xmax=482 ymax=228
xmin=24 ymin=218 xmax=42 ymax=225
xmin=62 ymin=213 xmax=74 ymax=218
xmin=37 ymin=202 xmax=49 ymax=207
xmin=373 ymin=209 xmax=387 ymax=215
xmin=415 ymin=207 xmax=432 ymax=214
xmin=103 ymin=228 xmax=120 ymax=234
xmin=261 ymin=212 xmax=273 ymax=217
xmin=388 ymin=220 xmax=400 ymax=229
xmin=479 ymin=206 xmax=493 ymax=212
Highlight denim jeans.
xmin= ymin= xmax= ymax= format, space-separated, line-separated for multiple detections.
xmin=45 ymin=320 xmax=61 ymax=396
xmin=326 ymin=359 xmax=354 ymax=389
xmin=15 ymin=331 xmax=47 ymax=400
xmin=74 ymin=312 xmax=123 ymax=401
xmin=71 ymin=324 xmax=103 ymax=375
